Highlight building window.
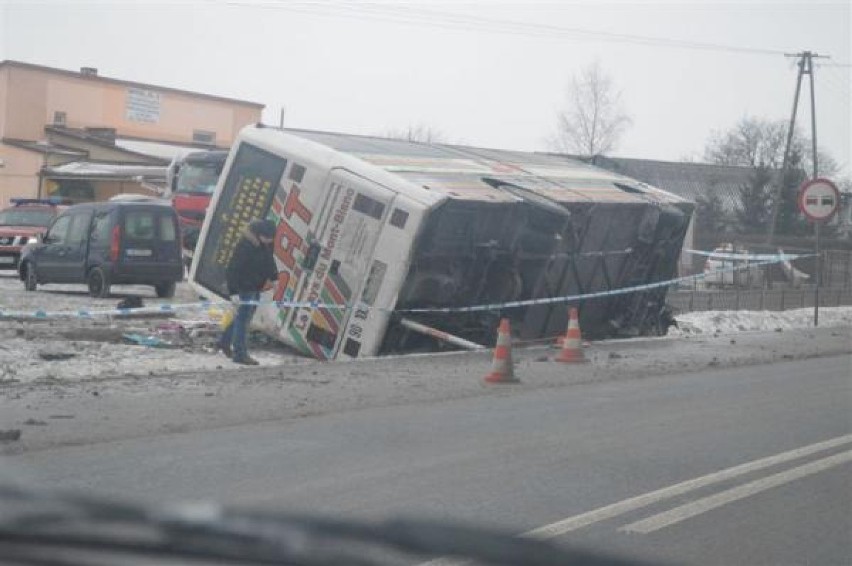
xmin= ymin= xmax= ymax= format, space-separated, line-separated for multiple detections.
xmin=53 ymin=111 xmax=67 ymax=126
xmin=193 ymin=130 xmax=216 ymax=145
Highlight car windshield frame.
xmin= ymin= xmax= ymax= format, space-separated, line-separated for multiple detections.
xmin=0 ymin=208 xmax=56 ymax=227
xmin=175 ymin=163 xmax=221 ymax=196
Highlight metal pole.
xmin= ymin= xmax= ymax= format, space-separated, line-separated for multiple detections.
xmin=815 ymin=221 xmax=821 ymax=325
xmin=398 ymin=318 xmax=486 ymax=351
xmin=808 ymin=52 xmax=819 ymax=179
xmin=808 ymin=52 xmax=820 ymax=327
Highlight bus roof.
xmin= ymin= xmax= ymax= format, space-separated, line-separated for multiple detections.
xmin=277 ymin=127 xmax=689 ymax=207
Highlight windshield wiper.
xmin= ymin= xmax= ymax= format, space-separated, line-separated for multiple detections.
xmin=0 ymin=483 xmax=654 ymax=566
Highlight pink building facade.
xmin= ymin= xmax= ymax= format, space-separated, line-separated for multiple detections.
xmin=0 ymin=60 xmax=263 ymax=206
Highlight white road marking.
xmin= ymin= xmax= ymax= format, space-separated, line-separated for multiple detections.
xmin=621 ymin=449 xmax=852 ymax=534
xmin=522 ymin=433 xmax=852 ymax=540
xmin=417 ymin=434 xmax=852 ymax=566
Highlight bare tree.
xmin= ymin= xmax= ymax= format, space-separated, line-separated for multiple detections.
xmin=701 ymin=116 xmax=846 ymax=237
xmin=704 ymin=116 xmax=839 ymax=176
xmin=705 ymin=118 xmax=786 ymax=168
xmin=550 ymin=61 xmax=632 ymax=157
xmin=382 ymin=123 xmax=447 ymax=144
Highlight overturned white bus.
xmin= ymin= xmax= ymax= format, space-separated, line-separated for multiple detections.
xmin=189 ymin=125 xmax=693 ymax=360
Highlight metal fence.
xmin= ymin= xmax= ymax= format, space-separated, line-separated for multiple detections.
xmin=823 ymin=250 xmax=852 ymax=289
xmin=668 ymin=249 xmax=852 ymax=313
xmin=667 ymin=286 xmax=852 ymax=313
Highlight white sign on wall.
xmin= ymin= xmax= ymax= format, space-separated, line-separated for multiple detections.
xmin=126 ymin=87 xmax=161 ymax=123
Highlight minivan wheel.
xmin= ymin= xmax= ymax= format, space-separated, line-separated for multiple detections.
xmin=155 ymin=281 xmax=176 ymax=299
xmin=24 ymin=262 xmax=37 ymax=291
xmin=87 ymin=267 xmax=111 ymax=298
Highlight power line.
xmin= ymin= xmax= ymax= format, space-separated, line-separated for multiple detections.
xmin=227 ymin=0 xmax=793 ymax=57
xmin=816 ymin=72 xmax=851 ymax=108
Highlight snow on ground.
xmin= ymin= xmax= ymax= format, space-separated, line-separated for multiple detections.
xmin=671 ymin=306 xmax=852 ymax=335
xmin=1 ymin=272 xmax=850 ymax=386
xmin=0 ymin=273 xmax=304 ymax=384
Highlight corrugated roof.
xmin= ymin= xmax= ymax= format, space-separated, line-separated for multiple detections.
xmin=46 ymin=127 xmax=169 ymax=164
xmin=114 ymin=138 xmax=220 ymax=161
xmin=43 ymin=161 xmax=166 ymax=181
xmin=2 ymin=138 xmax=87 ymax=157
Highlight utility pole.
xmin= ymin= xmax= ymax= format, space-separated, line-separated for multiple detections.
xmin=766 ymin=51 xmax=828 ymax=245
xmin=808 ymin=52 xmax=822 ymax=326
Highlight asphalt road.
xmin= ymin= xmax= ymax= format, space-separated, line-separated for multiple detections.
xmin=5 ymin=355 xmax=851 ymax=565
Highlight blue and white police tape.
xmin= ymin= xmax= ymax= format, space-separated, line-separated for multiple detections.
xmin=0 ymin=252 xmax=813 ymax=320
xmin=684 ymin=249 xmax=806 ymax=262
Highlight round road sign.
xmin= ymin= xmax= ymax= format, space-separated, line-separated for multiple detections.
xmin=798 ymin=178 xmax=840 ymax=222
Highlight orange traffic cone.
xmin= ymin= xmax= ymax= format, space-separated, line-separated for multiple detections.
xmin=484 ymin=318 xmax=518 ymax=383
xmin=555 ymin=307 xmax=587 ymax=363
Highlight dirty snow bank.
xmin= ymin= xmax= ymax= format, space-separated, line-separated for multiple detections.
xmin=2 ymin=306 xmax=849 ymax=386
xmin=671 ymin=306 xmax=852 ymax=336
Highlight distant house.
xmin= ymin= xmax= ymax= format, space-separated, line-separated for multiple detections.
xmin=587 ymin=155 xmax=852 ymax=271
xmin=589 ymin=156 xmax=753 ymax=215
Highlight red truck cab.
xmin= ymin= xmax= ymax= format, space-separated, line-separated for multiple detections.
xmin=167 ymin=150 xmax=228 ymax=266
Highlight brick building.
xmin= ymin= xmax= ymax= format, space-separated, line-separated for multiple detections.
xmin=0 ymin=60 xmax=263 ymax=206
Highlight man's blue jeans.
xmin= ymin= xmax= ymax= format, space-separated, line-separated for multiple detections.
xmin=218 ymin=291 xmax=259 ymax=360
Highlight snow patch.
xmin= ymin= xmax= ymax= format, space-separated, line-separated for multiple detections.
xmin=670 ymin=306 xmax=852 ymax=336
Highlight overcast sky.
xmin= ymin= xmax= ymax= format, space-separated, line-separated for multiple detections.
xmin=1 ymin=0 xmax=850 ymax=175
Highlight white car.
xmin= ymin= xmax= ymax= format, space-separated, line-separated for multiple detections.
xmin=703 ymin=244 xmax=765 ymax=288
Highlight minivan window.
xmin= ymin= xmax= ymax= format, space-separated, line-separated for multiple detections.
xmin=67 ymin=213 xmax=90 ymax=247
xmin=160 ymin=214 xmax=177 ymax=242
xmin=125 ymin=211 xmax=157 ymax=240
xmin=90 ymin=211 xmax=111 ymax=243
xmin=45 ymin=215 xmax=71 ymax=244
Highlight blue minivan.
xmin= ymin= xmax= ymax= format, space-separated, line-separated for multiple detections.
xmin=19 ymin=199 xmax=183 ymax=298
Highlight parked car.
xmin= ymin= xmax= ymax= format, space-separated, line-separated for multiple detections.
xmin=703 ymin=243 xmax=765 ymax=288
xmin=19 ymin=199 xmax=183 ymax=298
xmin=0 ymin=198 xmax=69 ymax=270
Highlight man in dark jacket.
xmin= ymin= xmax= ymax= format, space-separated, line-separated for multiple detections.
xmin=217 ymin=219 xmax=278 ymax=365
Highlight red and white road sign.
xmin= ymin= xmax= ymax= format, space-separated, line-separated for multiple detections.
xmin=798 ymin=178 xmax=840 ymax=222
